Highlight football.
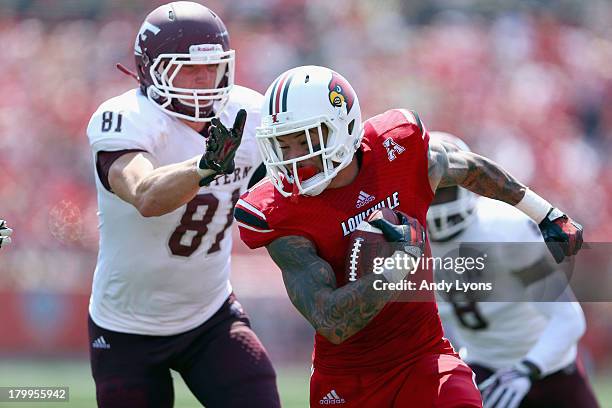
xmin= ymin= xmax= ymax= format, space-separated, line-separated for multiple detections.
xmin=345 ymin=208 xmax=400 ymax=283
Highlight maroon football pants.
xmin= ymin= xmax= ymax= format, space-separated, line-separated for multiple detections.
xmin=88 ymin=294 xmax=280 ymax=408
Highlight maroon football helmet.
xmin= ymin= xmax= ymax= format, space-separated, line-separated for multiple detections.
xmin=134 ymin=1 xmax=235 ymax=122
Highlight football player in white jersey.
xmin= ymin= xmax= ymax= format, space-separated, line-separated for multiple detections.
xmin=86 ymin=2 xmax=279 ymax=407
xmin=428 ymin=132 xmax=599 ymax=408
xmin=0 ymin=219 xmax=12 ymax=248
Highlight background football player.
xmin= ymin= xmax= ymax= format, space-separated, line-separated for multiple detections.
xmin=0 ymin=219 xmax=12 ymax=248
xmin=235 ymin=65 xmax=583 ymax=407
xmin=428 ymin=132 xmax=599 ymax=408
xmin=86 ymin=2 xmax=278 ymax=407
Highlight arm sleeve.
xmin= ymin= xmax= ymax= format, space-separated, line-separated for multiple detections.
xmin=392 ymin=109 xmax=432 ymax=200
xmin=367 ymin=108 xmax=429 ymax=155
xmin=519 ymin=210 xmax=585 ymax=374
xmin=234 ymin=196 xmax=280 ymax=249
xmin=365 ymin=108 xmax=431 ymax=203
xmin=96 ymin=149 xmax=146 ymax=193
xmin=233 ymin=190 xmax=315 ymax=249
xmin=524 ymin=300 xmax=586 ymax=375
xmin=395 ymin=109 xmax=429 ymax=151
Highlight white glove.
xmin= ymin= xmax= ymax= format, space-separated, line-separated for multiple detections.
xmin=0 ymin=219 xmax=12 ymax=248
xmin=479 ymin=363 xmax=533 ymax=408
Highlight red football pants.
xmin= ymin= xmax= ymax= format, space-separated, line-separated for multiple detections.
xmin=310 ymin=353 xmax=482 ymax=407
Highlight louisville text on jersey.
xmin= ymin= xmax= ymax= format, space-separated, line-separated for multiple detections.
xmin=341 ymin=192 xmax=400 ymax=236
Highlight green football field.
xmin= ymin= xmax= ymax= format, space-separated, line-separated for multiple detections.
xmin=0 ymin=360 xmax=610 ymax=407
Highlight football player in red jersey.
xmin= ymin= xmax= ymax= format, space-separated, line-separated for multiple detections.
xmin=234 ymin=65 xmax=583 ymax=407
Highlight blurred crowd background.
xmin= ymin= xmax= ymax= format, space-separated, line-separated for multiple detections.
xmin=1 ymin=0 xmax=612 ymax=404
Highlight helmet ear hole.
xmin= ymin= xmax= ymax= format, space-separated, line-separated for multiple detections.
xmin=348 ymin=119 xmax=355 ymax=135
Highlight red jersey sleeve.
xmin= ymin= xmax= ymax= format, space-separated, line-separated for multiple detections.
xmin=234 ymin=197 xmax=276 ymax=249
xmin=234 ymin=180 xmax=320 ymax=249
xmin=400 ymin=109 xmax=429 ymax=153
xmin=374 ymin=108 xmax=428 ymax=149
xmin=363 ymin=108 xmax=434 ymax=204
xmin=394 ymin=109 xmax=432 ymax=197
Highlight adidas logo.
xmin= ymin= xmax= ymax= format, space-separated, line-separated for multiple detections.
xmin=319 ymin=389 xmax=345 ymax=405
xmin=356 ymin=191 xmax=375 ymax=208
xmin=92 ymin=336 xmax=111 ymax=349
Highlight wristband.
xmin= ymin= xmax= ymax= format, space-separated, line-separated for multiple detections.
xmin=195 ymin=159 xmax=218 ymax=187
xmin=196 ymin=161 xmax=215 ymax=178
xmin=516 ymin=360 xmax=542 ymax=381
xmin=515 ymin=189 xmax=552 ymax=223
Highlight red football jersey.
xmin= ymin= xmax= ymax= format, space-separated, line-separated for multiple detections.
xmin=235 ymin=109 xmax=455 ymax=373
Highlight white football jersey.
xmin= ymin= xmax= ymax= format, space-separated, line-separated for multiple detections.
xmin=87 ymin=86 xmax=263 ymax=335
xmin=430 ymin=198 xmax=580 ymax=374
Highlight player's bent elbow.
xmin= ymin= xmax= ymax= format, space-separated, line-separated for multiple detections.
xmin=315 ymin=324 xmax=350 ymax=345
xmin=554 ymin=302 xmax=587 ymax=340
xmin=138 ymin=206 xmax=161 ymax=218
xmin=573 ymin=306 xmax=587 ymax=339
xmin=563 ymin=302 xmax=586 ymax=339
xmin=317 ymin=329 xmax=344 ymax=345
xmin=576 ymin=317 xmax=587 ymax=339
xmin=134 ymin=197 xmax=164 ymax=218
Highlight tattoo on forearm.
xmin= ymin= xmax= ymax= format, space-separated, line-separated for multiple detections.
xmin=430 ymin=141 xmax=526 ymax=205
xmin=267 ymin=236 xmax=394 ymax=344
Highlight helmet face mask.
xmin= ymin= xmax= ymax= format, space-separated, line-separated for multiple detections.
xmin=257 ymin=118 xmax=349 ymax=196
xmin=427 ymin=186 xmax=477 ymax=241
xmin=256 ymin=66 xmax=363 ymax=197
xmin=147 ymin=45 xmax=235 ymax=121
xmin=134 ymin=2 xmax=235 ymax=122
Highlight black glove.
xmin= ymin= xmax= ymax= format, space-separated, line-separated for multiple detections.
xmin=369 ymin=211 xmax=426 ymax=258
xmin=198 ymin=109 xmax=247 ymax=186
xmin=538 ymin=208 xmax=583 ymax=263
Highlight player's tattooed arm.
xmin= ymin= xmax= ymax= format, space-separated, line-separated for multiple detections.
xmin=427 ymin=139 xmax=526 ymax=205
xmin=428 ymin=139 xmax=583 ymax=263
xmin=266 ymin=235 xmax=394 ymax=345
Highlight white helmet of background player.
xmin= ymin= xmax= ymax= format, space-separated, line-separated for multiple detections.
xmin=256 ymin=65 xmax=363 ymax=197
xmin=427 ymin=132 xmax=477 ymax=241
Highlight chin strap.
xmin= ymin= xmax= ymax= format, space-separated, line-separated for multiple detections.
xmin=291 ymin=179 xmax=300 ymax=199
xmin=116 ymin=63 xmax=139 ymax=82
xmin=289 ymin=166 xmax=321 ymax=202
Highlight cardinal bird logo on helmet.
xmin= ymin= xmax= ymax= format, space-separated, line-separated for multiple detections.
xmin=328 ymin=73 xmax=355 ymax=114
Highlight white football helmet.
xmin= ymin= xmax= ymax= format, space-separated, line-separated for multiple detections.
xmin=256 ymin=66 xmax=363 ymax=197
xmin=427 ymin=132 xmax=477 ymax=241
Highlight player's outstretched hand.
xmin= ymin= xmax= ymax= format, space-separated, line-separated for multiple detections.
xmin=538 ymin=208 xmax=583 ymax=263
xmin=198 ymin=109 xmax=247 ymax=186
xmin=0 ymin=219 xmax=13 ymax=249
xmin=479 ymin=364 xmax=532 ymax=408
xmin=369 ymin=211 xmax=426 ymax=259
